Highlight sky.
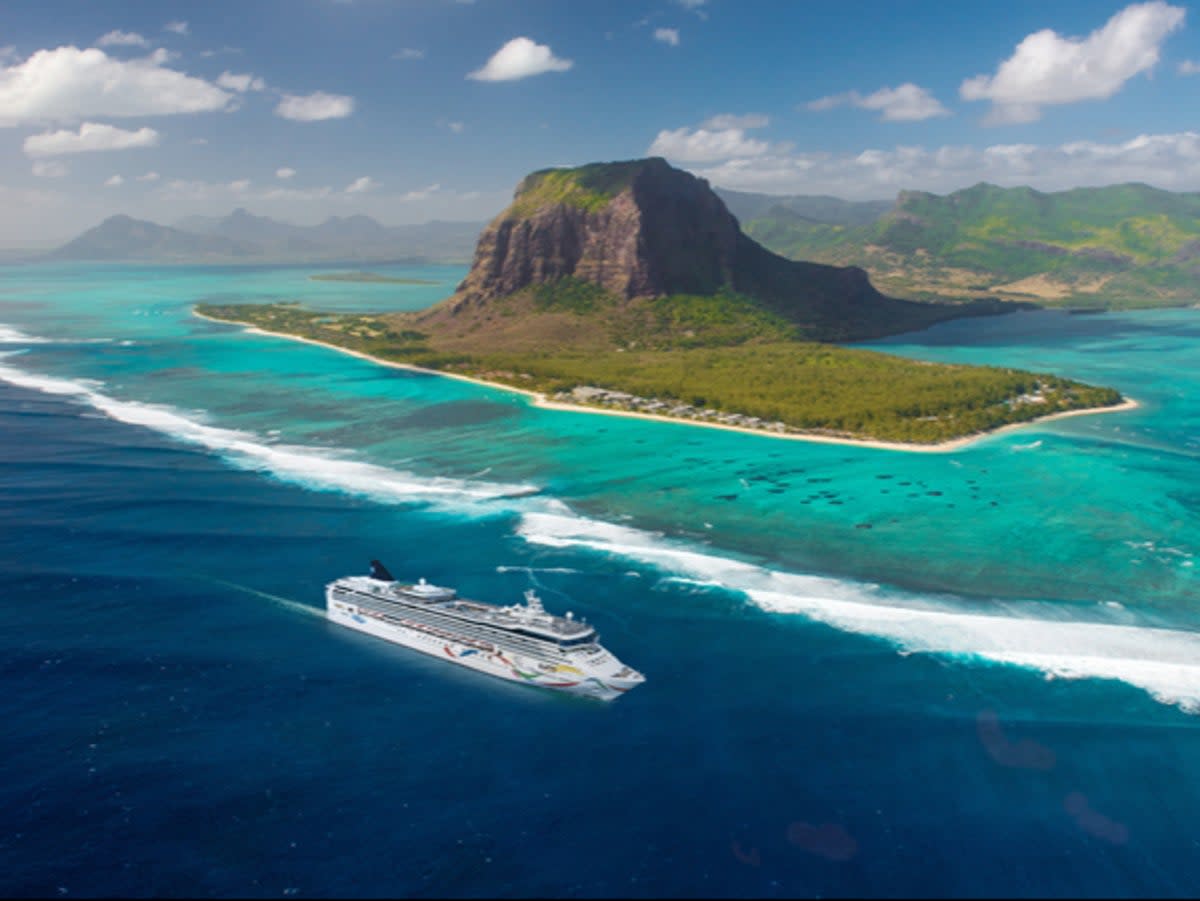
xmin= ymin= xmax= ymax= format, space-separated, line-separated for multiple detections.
xmin=3 ymin=0 xmax=1200 ymax=245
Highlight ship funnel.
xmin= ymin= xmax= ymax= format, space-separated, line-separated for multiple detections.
xmin=369 ymin=560 xmax=396 ymax=582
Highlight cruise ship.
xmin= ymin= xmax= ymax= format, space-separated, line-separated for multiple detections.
xmin=326 ymin=561 xmax=645 ymax=700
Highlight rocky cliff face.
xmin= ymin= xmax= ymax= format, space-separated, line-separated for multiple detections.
xmin=451 ymin=158 xmax=740 ymax=308
xmin=440 ymin=157 xmax=1013 ymax=340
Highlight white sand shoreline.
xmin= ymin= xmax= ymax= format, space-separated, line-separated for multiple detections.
xmin=193 ymin=309 xmax=1141 ymax=453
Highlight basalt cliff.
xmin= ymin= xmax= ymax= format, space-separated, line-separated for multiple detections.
xmin=431 ymin=157 xmax=1015 ymax=342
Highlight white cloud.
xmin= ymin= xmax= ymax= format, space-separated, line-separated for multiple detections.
xmin=32 ymin=160 xmax=68 ymax=178
xmin=216 ymin=71 xmax=266 ymax=92
xmin=654 ymin=28 xmax=680 ymax=47
xmin=400 ymin=182 xmax=440 ymax=201
xmin=345 ymin=176 xmax=377 ymax=193
xmin=0 ymin=47 xmax=17 ymax=64
xmin=0 ymin=46 xmax=232 ymax=126
xmin=136 ymin=171 xmax=160 ymax=182
xmin=447 ymin=120 xmax=465 ymax=133
xmin=1179 ymin=59 xmax=1200 ymax=74
xmin=648 ymin=126 xmax=773 ymax=162
xmin=676 ymin=0 xmax=706 ymax=7
xmin=700 ymin=113 xmax=768 ymax=130
xmin=274 ymin=91 xmax=355 ymax=121
xmin=96 ymin=31 xmax=149 ymax=48
xmin=23 ymin=122 xmax=159 ymax=157
xmin=961 ymin=2 xmax=1186 ymax=124
xmin=685 ymin=131 xmax=1200 ymax=199
xmin=393 ymin=48 xmax=424 ymax=60
xmin=199 ymin=46 xmax=243 ymax=58
xmin=276 ymin=167 xmax=296 ymax=179
xmin=806 ymin=83 xmax=950 ymax=122
xmin=467 ymin=37 xmax=573 ymax=82
xmin=104 ymin=174 xmax=124 ymax=187
xmin=229 ymin=179 xmax=250 ymax=192
xmin=164 ymin=21 xmax=189 ymax=36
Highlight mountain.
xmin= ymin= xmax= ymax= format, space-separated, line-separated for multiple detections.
xmin=717 ymin=189 xmax=892 ymax=227
xmin=48 ymin=215 xmax=259 ymax=261
xmin=51 ymin=211 xmax=484 ymax=263
xmin=197 ymin=161 xmax=1121 ymax=446
xmin=739 ymin=182 xmax=1200 ymax=308
xmin=431 ymin=157 xmax=1012 ymax=343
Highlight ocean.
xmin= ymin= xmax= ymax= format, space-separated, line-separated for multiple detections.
xmin=2 ymin=261 xmax=1200 ymax=896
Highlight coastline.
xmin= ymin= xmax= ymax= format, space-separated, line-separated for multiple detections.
xmin=193 ymin=310 xmax=1140 ymax=453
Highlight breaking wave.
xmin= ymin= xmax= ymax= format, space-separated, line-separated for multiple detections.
xmin=518 ymin=510 xmax=1200 ymax=714
xmin=0 ymin=358 xmax=538 ymax=512
xmin=0 ymin=323 xmax=111 ymax=345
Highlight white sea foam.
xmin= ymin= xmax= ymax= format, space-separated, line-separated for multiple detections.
xmin=518 ymin=510 xmax=1200 ymax=713
xmin=0 ymin=325 xmax=50 ymax=344
xmin=0 ymin=359 xmax=538 ymax=511
xmin=0 ymin=323 xmax=111 ymax=345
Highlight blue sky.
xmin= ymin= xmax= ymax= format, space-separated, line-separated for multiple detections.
xmin=3 ymin=0 xmax=1200 ymax=244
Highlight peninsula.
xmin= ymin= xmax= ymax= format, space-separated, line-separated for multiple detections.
xmin=197 ymin=157 xmax=1129 ymax=447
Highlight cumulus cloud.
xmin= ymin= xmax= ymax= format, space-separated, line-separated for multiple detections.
xmin=1179 ymin=59 xmax=1200 ymax=74
xmin=32 ymin=160 xmax=68 ymax=178
xmin=400 ymin=182 xmax=440 ymax=201
xmin=0 ymin=46 xmax=231 ymax=126
xmin=104 ymin=174 xmax=124 ymax=187
xmin=648 ymin=126 xmax=774 ymax=162
xmin=216 ymin=71 xmax=266 ymax=92
xmin=684 ymin=131 xmax=1200 ymax=200
xmin=393 ymin=48 xmax=424 ymax=60
xmin=961 ymin=2 xmax=1186 ymax=124
xmin=654 ymin=28 xmax=680 ymax=47
xmin=23 ymin=122 xmax=159 ymax=157
xmin=96 ymin=30 xmax=149 ymax=48
xmin=164 ymin=21 xmax=189 ymax=36
xmin=467 ymin=37 xmax=573 ymax=81
xmin=701 ymin=113 xmax=768 ymax=130
xmin=345 ymin=176 xmax=377 ymax=193
xmin=276 ymin=167 xmax=296 ymax=179
xmin=275 ymin=91 xmax=355 ymax=121
xmin=807 ymin=83 xmax=950 ymax=121
xmin=136 ymin=171 xmax=160 ymax=182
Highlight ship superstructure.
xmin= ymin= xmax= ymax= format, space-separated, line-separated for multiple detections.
xmin=325 ymin=561 xmax=644 ymax=700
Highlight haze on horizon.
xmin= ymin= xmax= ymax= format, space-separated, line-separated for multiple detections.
xmin=3 ymin=0 xmax=1200 ymax=246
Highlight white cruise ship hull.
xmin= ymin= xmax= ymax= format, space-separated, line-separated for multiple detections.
xmin=326 ymin=594 xmax=639 ymax=701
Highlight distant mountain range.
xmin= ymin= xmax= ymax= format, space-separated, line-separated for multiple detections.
xmin=48 ymin=209 xmax=483 ymax=263
xmin=722 ymin=183 xmax=1200 ymax=309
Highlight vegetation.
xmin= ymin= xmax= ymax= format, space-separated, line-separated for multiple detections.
xmin=309 ymin=272 xmax=437 ymax=284
xmin=742 ymin=181 xmax=1200 ymax=308
xmin=197 ymin=301 xmax=1124 ymax=445
xmin=507 ymin=159 xmax=661 ymax=218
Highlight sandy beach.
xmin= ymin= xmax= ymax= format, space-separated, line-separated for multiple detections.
xmin=194 ymin=310 xmax=1141 ymax=453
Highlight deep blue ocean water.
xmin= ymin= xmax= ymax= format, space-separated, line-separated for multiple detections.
xmin=3 ymin=262 xmax=1200 ymax=896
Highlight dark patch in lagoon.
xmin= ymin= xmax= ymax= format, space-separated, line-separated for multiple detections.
xmin=393 ymin=400 xmax=520 ymax=429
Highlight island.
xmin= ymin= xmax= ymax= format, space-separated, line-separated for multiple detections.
xmin=196 ymin=157 xmax=1132 ymax=449
xmin=308 ymin=271 xmax=438 ymax=285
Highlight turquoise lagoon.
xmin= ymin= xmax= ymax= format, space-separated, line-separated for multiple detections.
xmin=2 ymin=261 xmax=1200 ymax=896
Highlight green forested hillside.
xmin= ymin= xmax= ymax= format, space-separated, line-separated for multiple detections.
xmin=739 ymin=182 xmax=1200 ymax=308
